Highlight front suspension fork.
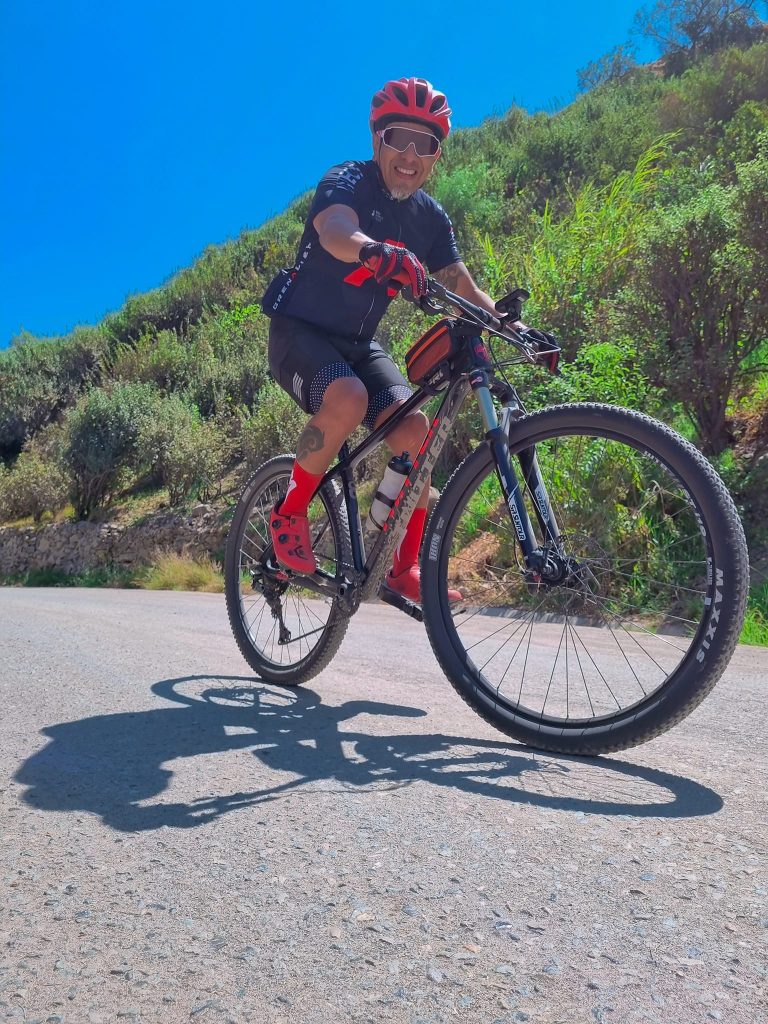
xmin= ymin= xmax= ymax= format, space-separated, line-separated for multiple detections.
xmin=471 ymin=373 xmax=561 ymax=567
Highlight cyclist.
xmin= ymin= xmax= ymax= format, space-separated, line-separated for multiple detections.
xmin=262 ymin=77 xmax=506 ymax=605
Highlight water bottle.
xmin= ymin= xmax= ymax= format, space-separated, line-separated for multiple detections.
xmin=367 ymin=452 xmax=412 ymax=531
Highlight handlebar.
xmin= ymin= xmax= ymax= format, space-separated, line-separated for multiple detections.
xmin=407 ymin=279 xmax=561 ymax=373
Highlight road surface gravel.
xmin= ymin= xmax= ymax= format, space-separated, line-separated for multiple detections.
xmin=0 ymin=588 xmax=766 ymax=1024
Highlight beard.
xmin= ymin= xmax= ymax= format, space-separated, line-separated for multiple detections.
xmin=388 ymin=186 xmax=413 ymax=201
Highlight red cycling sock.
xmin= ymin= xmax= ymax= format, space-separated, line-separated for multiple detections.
xmin=392 ymin=506 xmax=427 ymax=576
xmin=278 ymin=461 xmax=324 ymax=517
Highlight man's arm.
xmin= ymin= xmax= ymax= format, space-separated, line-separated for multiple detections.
xmin=434 ymin=262 xmax=526 ymax=328
xmin=433 ymin=262 xmax=498 ymax=317
xmin=313 ymin=204 xmax=375 ymax=262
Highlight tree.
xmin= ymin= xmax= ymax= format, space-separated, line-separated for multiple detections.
xmin=577 ymin=45 xmax=638 ymax=92
xmin=633 ymin=1 xmax=765 ymax=63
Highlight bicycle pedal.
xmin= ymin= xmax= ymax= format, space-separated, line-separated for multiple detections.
xmin=379 ymin=586 xmax=424 ymax=623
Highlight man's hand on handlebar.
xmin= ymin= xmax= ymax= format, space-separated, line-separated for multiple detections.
xmin=518 ymin=326 xmax=561 ymax=373
xmin=359 ymin=242 xmax=428 ymax=297
xmin=519 ymin=326 xmax=558 ymax=347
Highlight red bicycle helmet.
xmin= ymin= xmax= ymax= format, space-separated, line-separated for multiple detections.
xmin=370 ymin=77 xmax=452 ymax=141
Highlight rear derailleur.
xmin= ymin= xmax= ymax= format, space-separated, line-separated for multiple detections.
xmin=249 ymin=560 xmax=292 ymax=645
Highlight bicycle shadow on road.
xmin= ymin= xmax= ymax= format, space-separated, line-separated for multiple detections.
xmin=14 ymin=674 xmax=723 ymax=832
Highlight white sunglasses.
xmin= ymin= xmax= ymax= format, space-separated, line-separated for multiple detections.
xmin=377 ymin=125 xmax=441 ymax=157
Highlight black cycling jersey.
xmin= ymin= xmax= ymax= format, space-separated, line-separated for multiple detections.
xmin=261 ymin=160 xmax=461 ymax=342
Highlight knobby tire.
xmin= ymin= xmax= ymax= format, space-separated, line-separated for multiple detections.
xmin=421 ymin=404 xmax=749 ymax=755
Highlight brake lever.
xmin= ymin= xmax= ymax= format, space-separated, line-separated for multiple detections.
xmin=400 ymin=285 xmax=446 ymax=315
xmin=418 ymin=294 xmax=446 ymax=315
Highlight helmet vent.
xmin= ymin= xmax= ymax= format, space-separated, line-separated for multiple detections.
xmin=430 ymin=95 xmax=445 ymax=113
xmin=391 ymin=84 xmax=408 ymax=104
xmin=415 ymin=83 xmax=427 ymax=106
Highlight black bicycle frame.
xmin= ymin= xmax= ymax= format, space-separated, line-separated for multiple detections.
xmin=289 ymin=330 xmax=564 ymax=604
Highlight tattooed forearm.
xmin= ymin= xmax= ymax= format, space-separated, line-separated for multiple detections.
xmin=436 ymin=260 xmax=498 ymax=317
xmin=434 ymin=262 xmax=463 ymax=292
xmin=297 ymin=425 xmax=325 ymax=463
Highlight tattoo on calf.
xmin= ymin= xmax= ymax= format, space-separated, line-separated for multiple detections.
xmin=297 ymin=425 xmax=325 ymax=462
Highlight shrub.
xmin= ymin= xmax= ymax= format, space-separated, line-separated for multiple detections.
xmin=0 ymin=326 xmax=110 ymax=459
xmin=741 ymin=580 xmax=768 ymax=645
xmin=109 ymin=328 xmax=193 ymax=392
xmin=719 ymin=99 xmax=768 ymax=165
xmin=0 ymin=449 xmax=69 ymax=524
xmin=619 ymin=149 xmax=768 ymax=454
xmin=431 ymin=163 xmax=501 ymax=238
xmin=137 ymin=395 xmax=233 ymax=505
xmin=527 ymin=337 xmax=652 ymax=410
xmin=239 ymin=380 xmax=305 ymax=471
xmin=0 ymin=461 xmax=8 ymax=516
xmin=511 ymin=139 xmax=669 ymax=347
xmin=63 ymin=382 xmax=156 ymax=519
xmin=184 ymin=309 xmax=270 ymax=416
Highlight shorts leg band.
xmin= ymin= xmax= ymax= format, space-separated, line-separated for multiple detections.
xmin=363 ymin=384 xmax=414 ymax=430
xmin=308 ymin=362 xmax=358 ymax=415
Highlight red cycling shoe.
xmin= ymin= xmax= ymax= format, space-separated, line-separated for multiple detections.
xmin=383 ymin=565 xmax=462 ymax=606
xmin=269 ymin=506 xmax=317 ymax=575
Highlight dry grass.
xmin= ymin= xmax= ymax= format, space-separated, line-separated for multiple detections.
xmin=136 ymin=551 xmax=224 ymax=593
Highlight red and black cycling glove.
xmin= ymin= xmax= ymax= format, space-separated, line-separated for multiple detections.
xmin=359 ymin=242 xmax=428 ymax=297
xmin=519 ymin=326 xmax=561 ymax=374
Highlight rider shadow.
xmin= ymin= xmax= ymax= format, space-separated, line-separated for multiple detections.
xmin=15 ymin=675 xmax=723 ymax=832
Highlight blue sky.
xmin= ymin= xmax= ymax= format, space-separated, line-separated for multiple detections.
xmin=0 ymin=1 xmax=656 ymax=348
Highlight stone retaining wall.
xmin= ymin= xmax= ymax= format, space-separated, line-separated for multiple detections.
xmin=0 ymin=505 xmax=228 ymax=577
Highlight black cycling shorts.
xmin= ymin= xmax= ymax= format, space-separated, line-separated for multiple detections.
xmin=268 ymin=315 xmax=413 ymax=430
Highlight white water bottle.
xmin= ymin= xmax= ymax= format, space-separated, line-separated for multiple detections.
xmin=367 ymin=452 xmax=413 ymax=531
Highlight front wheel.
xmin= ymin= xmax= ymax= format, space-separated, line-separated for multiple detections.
xmin=421 ymin=404 xmax=749 ymax=755
xmin=224 ymin=455 xmax=352 ymax=686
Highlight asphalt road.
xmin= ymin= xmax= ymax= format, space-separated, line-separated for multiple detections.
xmin=0 ymin=588 xmax=766 ymax=1024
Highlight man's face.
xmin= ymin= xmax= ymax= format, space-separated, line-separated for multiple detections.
xmin=373 ymin=120 xmax=441 ymax=200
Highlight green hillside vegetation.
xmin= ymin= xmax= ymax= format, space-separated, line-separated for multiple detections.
xmin=2 ymin=16 xmax=767 ymax=638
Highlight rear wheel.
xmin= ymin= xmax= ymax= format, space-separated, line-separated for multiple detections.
xmin=421 ymin=404 xmax=749 ymax=754
xmin=225 ymin=456 xmax=351 ymax=685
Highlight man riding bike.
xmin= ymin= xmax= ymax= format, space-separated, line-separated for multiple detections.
xmin=262 ymin=77 xmax=511 ymax=605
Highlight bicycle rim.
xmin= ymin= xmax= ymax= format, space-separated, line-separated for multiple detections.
xmin=430 ymin=415 xmax=739 ymax=733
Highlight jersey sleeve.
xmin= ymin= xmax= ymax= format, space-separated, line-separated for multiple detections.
xmin=424 ymin=202 xmax=461 ymax=274
xmin=307 ymin=162 xmax=369 ymax=221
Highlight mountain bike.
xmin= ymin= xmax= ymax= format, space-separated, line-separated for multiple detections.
xmin=225 ymin=281 xmax=749 ymax=755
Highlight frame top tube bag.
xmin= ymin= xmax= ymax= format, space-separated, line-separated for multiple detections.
xmin=405 ymin=318 xmax=461 ymax=388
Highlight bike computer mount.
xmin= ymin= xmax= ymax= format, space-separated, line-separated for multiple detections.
xmin=494 ymin=288 xmax=530 ymax=322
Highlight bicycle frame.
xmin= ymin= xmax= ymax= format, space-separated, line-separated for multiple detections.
xmin=290 ymin=328 xmax=564 ymax=607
